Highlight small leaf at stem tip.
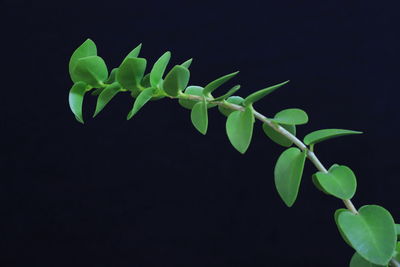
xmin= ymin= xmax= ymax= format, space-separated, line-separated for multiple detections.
xmin=313 ymin=165 xmax=357 ymax=200
xmin=179 ymin=86 xmax=204 ymax=109
xmin=69 ymin=38 xmax=97 ymax=83
xmin=127 ymin=87 xmax=156 ymax=120
xmin=123 ymin=43 xmax=142 ymax=60
xmin=72 ymin=56 xmax=108 ymax=87
xmin=274 ymin=147 xmax=306 ymax=207
xmin=218 ymin=96 xmax=244 ymax=117
xmin=350 ymin=252 xmax=384 ymax=267
xmin=203 ymin=71 xmax=239 ymax=96
xmin=93 ymin=82 xmax=122 ymax=117
xmin=271 ymin=108 xmax=308 ymax=125
xmin=162 ymin=65 xmax=190 ymax=97
xmin=226 ymin=105 xmax=254 ymax=154
xmin=150 ymin=51 xmax=171 ymax=87
xmin=337 ymin=205 xmax=397 ymax=265
xmin=181 ymin=58 xmax=193 ymax=69
xmin=190 ymin=97 xmax=208 ymax=135
xmin=303 ymin=129 xmax=363 ymax=146
xmin=213 ymin=85 xmax=241 ymax=101
xmin=117 ymin=57 xmax=147 ymax=91
xmin=262 ymin=123 xmax=295 ymax=147
xmin=69 ymin=81 xmax=88 ymax=124
xmin=243 ymin=80 xmax=290 ymax=106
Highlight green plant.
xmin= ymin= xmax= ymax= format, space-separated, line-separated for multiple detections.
xmin=68 ymin=39 xmax=400 ymax=266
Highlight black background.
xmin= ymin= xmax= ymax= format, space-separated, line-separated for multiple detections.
xmin=2 ymin=0 xmax=399 ymax=266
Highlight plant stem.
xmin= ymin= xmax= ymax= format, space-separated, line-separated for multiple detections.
xmin=391 ymin=258 xmax=400 ymax=267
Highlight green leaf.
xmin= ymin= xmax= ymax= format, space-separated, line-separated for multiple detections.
xmin=163 ymin=65 xmax=190 ymax=97
xmin=93 ymin=82 xmax=121 ymax=117
xmin=350 ymin=252 xmax=385 ymax=267
xmin=123 ymin=43 xmax=142 ymax=60
xmin=106 ymin=68 xmax=118 ymax=83
xmin=396 ymin=224 xmax=400 ymax=237
xmin=262 ymin=123 xmax=296 ymax=147
xmin=337 ymin=205 xmax=397 ymax=265
xmin=274 ymin=147 xmax=307 ymax=207
xmin=179 ymin=86 xmax=204 ymax=109
xmin=213 ymin=85 xmax=241 ymax=101
xmin=127 ymin=87 xmax=156 ymax=120
xmin=150 ymin=51 xmax=171 ymax=87
xmin=117 ymin=57 xmax=147 ymax=91
xmin=271 ymin=108 xmax=308 ymax=125
xmin=395 ymin=242 xmax=400 ymax=261
xmin=226 ymin=106 xmax=254 ymax=154
xmin=68 ymin=81 xmax=88 ymax=124
xmin=203 ymin=71 xmax=239 ymax=96
xmin=69 ymin=39 xmax=97 ymax=83
xmin=218 ymin=96 xmax=244 ymax=117
xmin=243 ymin=80 xmax=289 ymax=106
xmin=72 ymin=56 xmax=108 ymax=87
xmin=334 ymin=208 xmax=353 ymax=248
xmin=190 ymin=97 xmax=208 ymax=135
xmin=303 ymin=129 xmax=363 ymax=146
xmin=141 ymin=73 xmax=151 ymax=88
xmin=181 ymin=58 xmax=193 ymax=69
xmin=313 ymin=165 xmax=357 ymax=200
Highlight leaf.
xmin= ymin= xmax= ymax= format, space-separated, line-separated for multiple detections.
xmin=69 ymin=39 xmax=97 ymax=83
xmin=218 ymin=96 xmax=244 ymax=117
xmin=123 ymin=43 xmax=142 ymax=60
xmin=226 ymin=106 xmax=254 ymax=154
xmin=68 ymin=81 xmax=88 ymax=123
xmin=313 ymin=165 xmax=357 ymax=200
xmin=163 ymin=65 xmax=190 ymax=97
xmin=274 ymin=147 xmax=307 ymax=207
xmin=243 ymin=80 xmax=289 ymax=106
xmin=93 ymin=82 xmax=121 ymax=117
xmin=150 ymin=51 xmax=171 ymax=87
xmin=396 ymin=224 xmax=400 ymax=236
xmin=117 ymin=57 xmax=147 ymax=91
xmin=106 ymin=68 xmax=118 ymax=83
xmin=334 ymin=208 xmax=353 ymax=248
xmin=303 ymin=129 xmax=363 ymax=146
xmin=179 ymin=86 xmax=204 ymax=109
xmin=141 ymin=73 xmax=151 ymax=88
xmin=337 ymin=205 xmax=397 ymax=265
xmin=262 ymin=123 xmax=296 ymax=147
xmin=213 ymin=85 xmax=241 ymax=101
xmin=271 ymin=108 xmax=308 ymax=125
xmin=190 ymin=97 xmax=208 ymax=135
xmin=127 ymin=87 xmax=156 ymax=120
xmin=72 ymin=56 xmax=108 ymax=87
xmin=203 ymin=71 xmax=239 ymax=96
xmin=395 ymin=242 xmax=400 ymax=261
xmin=350 ymin=252 xmax=385 ymax=267
xmin=181 ymin=58 xmax=193 ymax=69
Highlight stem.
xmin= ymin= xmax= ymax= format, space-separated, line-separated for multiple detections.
xmin=391 ymin=258 xmax=400 ymax=267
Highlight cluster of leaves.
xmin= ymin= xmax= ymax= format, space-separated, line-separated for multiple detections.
xmin=68 ymin=39 xmax=400 ymax=266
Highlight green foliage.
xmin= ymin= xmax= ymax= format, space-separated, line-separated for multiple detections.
xmin=262 ymin=123 xmax=296 ymax=147
xmin=304 ymin=129 xmax=363 ymax=146
xmin=179 ymin=86 xmax=204 ymax=109
xmin=213 ymin=85 xmax=241 ymax=101
xmin=123 ymin=43 xmax=142 ymax=60
xmin=94 ymin=82 xmax=122 ymax=117
xmin=337 ymin=205 xmax=397 ymax=265
xmin=202 ymin=71 xmax=239 ymax=97
xmin=68 ymin=81 xmax=88 ymax=123
xmin=72 ymin=56 xmax=108 ymax=87
xmin=218 ymin=96 xmax=244 ymax=117
xmin=163 ymin=65 xmax=190 ymax=97
xmin=226 ymin=106 xmax=254 ymax=154
xmin=117 ymin=57 xmax=147 ymax=92
xmin=271 ymin=108 xmax=308 ymax=125
xmin=180 ymin=58 xmax=193 ymax=68
xmin=69 ymin=39 xmax=97 ymax=83
xmin=350 ymin=252 xmax=385 ymax=267
xmin=274 ymin=148 xmax=306 ymax=207
xmin=242 ymin=80 xmax=289 ymax=106
xmin=150 ymin=51 xmax=171 ymax=88
xmin=190 ymin=97 xmax=208 ymax=134
xmin=313 ymin=164 xmax=357 ymax=200
xmin=127 ymin=87 xmax=156 ymax=120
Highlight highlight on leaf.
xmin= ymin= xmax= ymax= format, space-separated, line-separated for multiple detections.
xmin=150 ymin=51 xmax=171 ymax=88
xmin=68 ymin=81 xmax=88 ymax=124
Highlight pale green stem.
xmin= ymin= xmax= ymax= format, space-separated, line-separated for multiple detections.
xmin=391 ymin=258 xmax=400 ymax=267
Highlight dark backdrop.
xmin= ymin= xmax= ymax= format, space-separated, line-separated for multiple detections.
xmin=2 ymin=0 xmax=399 ymax=266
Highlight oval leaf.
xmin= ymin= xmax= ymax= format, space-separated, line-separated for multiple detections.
xmin=117 ymin=57 xmax=147 ymax=91
xmin=274 ymin=147 xmax=307 ymax=207
xmin=181 ymin=58 xmax=193 ymax=69
xmin=271 ymin=108 xmax=308 ymax=125
xmin=313 ymin=165 xmax=357 ymax=200
xmin=214 ymin=85 xmax=241 ymax=101
xmin=304 ymin=129 xmax=363 ymax=146
xmin=203 ymin=71 xmax=239 ymax=96
xmin=127 ymin=87 xmax=156 ymax=120
xmin=190 ymin=97 xmax=208 ymax=135
xmin=226 ymin=106 xmax=254 ymax=154
xmin=179 ymin=86 xmax=204 ymax=110
xmin=243 ymin=80 xmax=289 ymax=106
xmin=69 ymin=39 xmax=97 ymax=83
xmin=262 ymin=123 xmax=296 ymax=147
xmin=350 ymin=252 xmax=384 ymax=267
xmin=72 ymin=56 xmax=108 ymax=87
xmin=163 ymin=65 xmax=190 ymax=97
xmin=150 ymin=51 xmax=171 ymax=87
xmin=123 ymin=43 xmax=142 ymax=60
xmin=68 ymin=81 xmax=88 ymax=124
xmin=334 ymin=208 xmax=353 ymax=248
xmin=337 ymin=205 xmax=397 ymax=265
xmin=93 ymin=82 xmax=121 ymax=117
